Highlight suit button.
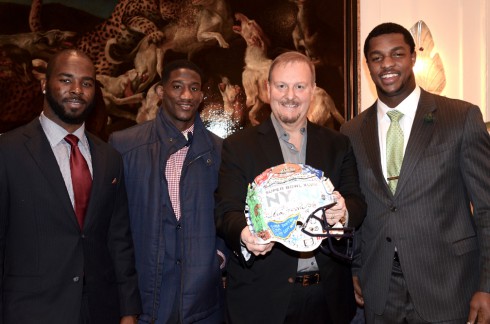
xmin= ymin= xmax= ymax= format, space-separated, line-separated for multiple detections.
xmin=176 ymin=224 xmax=181 ymax=230
xmin=73 ymin=276 xmax=80 ymax=282
xmin=176 ymin=260 xmax=181 ymax=265
xmin=390 ymin=206 xmax=397 ymax=212
xmin=386 ymin=237 xmax=392 ymax=242
xmin=288 ymin=277 xmax=294 ymax=284
xmin=81 ymin=234 xmax=86 ymax=239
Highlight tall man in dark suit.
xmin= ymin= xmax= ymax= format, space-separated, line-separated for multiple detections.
xmin=215 ymin=51 xmax=366 ymax=324
xmin=0 ymin=49 xmax=141 ymax=324
xmin=341 ymin=22 xmax=490 ymax=323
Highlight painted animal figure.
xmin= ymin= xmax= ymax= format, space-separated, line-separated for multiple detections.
xmin=28 ymin=0 xmax=168 ymax=75
xmin=105 ymin=0 xmax=233 ymax=91
xmin=136 ymin=82 xmax=161 ymax=123
xmin=290 ymin=0 xmax=320 ymax=63
xmin=0 ymin=45 xmax=43 ymax=134
xmin=233 ymin=12 xmax=271 ymax=126
xmin=219 ymin=76 xmax=244 ymax=122
xmin=0 ymin=29 xmax=76 ymax=61
xmin=76 ymin=0 xmax=171 ymax=76
xmin=97 ymin=69 xmax=145 ymax=121
xmin=234 ymin=13 xmax=341 ymax=127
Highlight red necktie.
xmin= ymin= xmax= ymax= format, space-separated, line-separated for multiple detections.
xmin=65 ymin=134 xmax=92 ymax=229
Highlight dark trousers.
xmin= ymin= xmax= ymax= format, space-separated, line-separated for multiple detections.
xmin=80 ymin=292 xmax=92 ymax=324
xmin=365 ymin=259 xmax=465 ymax=324
xmin=284 ymin=279 xmax=330 ymax=323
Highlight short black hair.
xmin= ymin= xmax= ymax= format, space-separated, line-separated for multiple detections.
xmin=46 ymin=49 xmax=93 ymax=80
xmin=363 ymin=22 xmax=416 ymax=58
xmin=160 ymin=59 xmax=204 ymax=85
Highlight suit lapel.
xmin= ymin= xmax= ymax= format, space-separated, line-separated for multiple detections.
xmin=361 ymin=106 xmax=392 ymax=196
xmin=395 ymin=90 xmax=437 ymax=195
xmin=23 ymin=120 xmax=79 ymax=228
xmin=83 ymin=133 xmax=104 ymax=229
xmin=305 ymin=122 xmax=321 ymax=166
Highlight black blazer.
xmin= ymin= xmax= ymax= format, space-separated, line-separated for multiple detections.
xmin=215 ymin=117 xmax=366 ymax=324
xmin=0 ymin=119 xmax=141 ymax=323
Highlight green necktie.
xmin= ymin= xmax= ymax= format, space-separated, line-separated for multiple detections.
xmin=386 ymin=110 xmax=404 ymax=194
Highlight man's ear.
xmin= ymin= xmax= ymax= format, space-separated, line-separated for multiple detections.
xmin=156 ymin=84 xmax=164 ymax=99
xmin=41 ymin=78 xmax=46 ymax=94
xmin=411 ymin=51 xmax=417 ymax=66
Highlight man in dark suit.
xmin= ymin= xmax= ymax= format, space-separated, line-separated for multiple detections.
xmin=215 ymin=51 xmax=366 ymax=324
xmin=341 ymin=22 xmax=490 ymax=323
xmin=0 ymin=49 xmax=141 ymax=323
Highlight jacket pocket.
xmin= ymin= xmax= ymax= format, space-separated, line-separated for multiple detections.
xmin=452 ymin=236 xmax=478 ymax=256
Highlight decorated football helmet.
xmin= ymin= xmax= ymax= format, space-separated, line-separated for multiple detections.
xmin=245 ymin=163 xmax=355 ymax=259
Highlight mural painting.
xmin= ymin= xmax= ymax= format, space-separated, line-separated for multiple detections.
xmin=0 ymin=0 xmax=357 ymax=139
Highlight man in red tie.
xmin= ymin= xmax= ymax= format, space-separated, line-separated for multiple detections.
xmin=0 ymin=49 xmax=141 ymax=323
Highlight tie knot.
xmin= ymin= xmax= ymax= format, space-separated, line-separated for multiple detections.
xmin=387 ymin=110 xmax=404 ymax=122
xmin=65 ymin=134 xmax=79 ymax=147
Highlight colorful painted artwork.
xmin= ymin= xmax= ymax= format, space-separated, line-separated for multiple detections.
xmin=245 ymin=163 xmax=340 ymax=252
xmin=0 ymin=0 xmax=358 ymax=138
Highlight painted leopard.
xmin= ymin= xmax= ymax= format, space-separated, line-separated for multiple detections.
xmin=74 ymin=0 xmax=196 ymax=76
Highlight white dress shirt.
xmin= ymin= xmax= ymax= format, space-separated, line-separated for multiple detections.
xmin=39 ymin=113 xmax=93 ymax=208
xmin=377 ymin=86 xmax=421 ymax=183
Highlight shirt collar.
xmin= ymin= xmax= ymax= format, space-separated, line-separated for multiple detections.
xmin=270 ymin=113 xmax=307 ymax=141
xmin=377 ymin=86 xmax=421 ymax=122
xmin=39 ymin=112 xmax=87 ymax=148
xmin=182 ymin=124 xmax=194 ymax=140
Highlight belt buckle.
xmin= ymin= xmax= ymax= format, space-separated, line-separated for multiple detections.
xmin=301 ymin=274 xmax=310 ymax=286
xmin=300 ymin=273 xmax=320 ymax=286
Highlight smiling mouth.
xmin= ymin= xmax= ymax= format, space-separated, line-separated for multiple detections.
xmin=280 ymin=100 xmax=299 ymax=108
xmin=178 ymin=102 xmax=195 ymax=110
xmin=64 ymin=98 xmax=86 ymax=107
xmin=380 ymin=72 xmax=400 ymax=81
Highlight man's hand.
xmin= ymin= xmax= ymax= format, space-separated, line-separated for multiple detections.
xmin=240 ymin=227 xmax=274 ymax=256
xmin=120 ymin=315 xmax=138 ymax=324
xmin=325 ymin=191 xmax=347 ymax=226
xmin=353 ymin=276 xmax=364 ymax=307
xmin=467 ymin=291 xmax=490 ymax=324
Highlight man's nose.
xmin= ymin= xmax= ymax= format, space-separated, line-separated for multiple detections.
xmin=181 ymin=87 xmax=193 ymax=99
xmin=70 ymin=82 xmax=82 ymax=95
xmin=381 ymin=56 xmax=395 ymax=68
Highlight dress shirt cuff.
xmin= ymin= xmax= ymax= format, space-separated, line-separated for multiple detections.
xmin=240 ymin=239 xmax=252 ymax=261
xmin=217 ymin=249 xmax=226 ymax=270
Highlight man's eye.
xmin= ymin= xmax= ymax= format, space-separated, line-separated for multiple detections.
xmin=371 ymin=56 xmax=381 ymax=62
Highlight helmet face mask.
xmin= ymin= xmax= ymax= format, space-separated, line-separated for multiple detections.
xmin=244 ymin=163 xmax=355 ymax=259
xmin=301 ymin=204 xmax=355 ymax=260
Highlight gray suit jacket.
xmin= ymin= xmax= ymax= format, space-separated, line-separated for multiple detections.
xmin=341 ymin=89 xmax=490 ymax=321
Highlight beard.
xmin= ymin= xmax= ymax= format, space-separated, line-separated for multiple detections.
xmin=275 ymin=99 xmax=302 ymax=124
xmin=45 ymin=86 xmax=94 ymax=125
xmin=277 ymin=112 xmax=301 ymax=124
